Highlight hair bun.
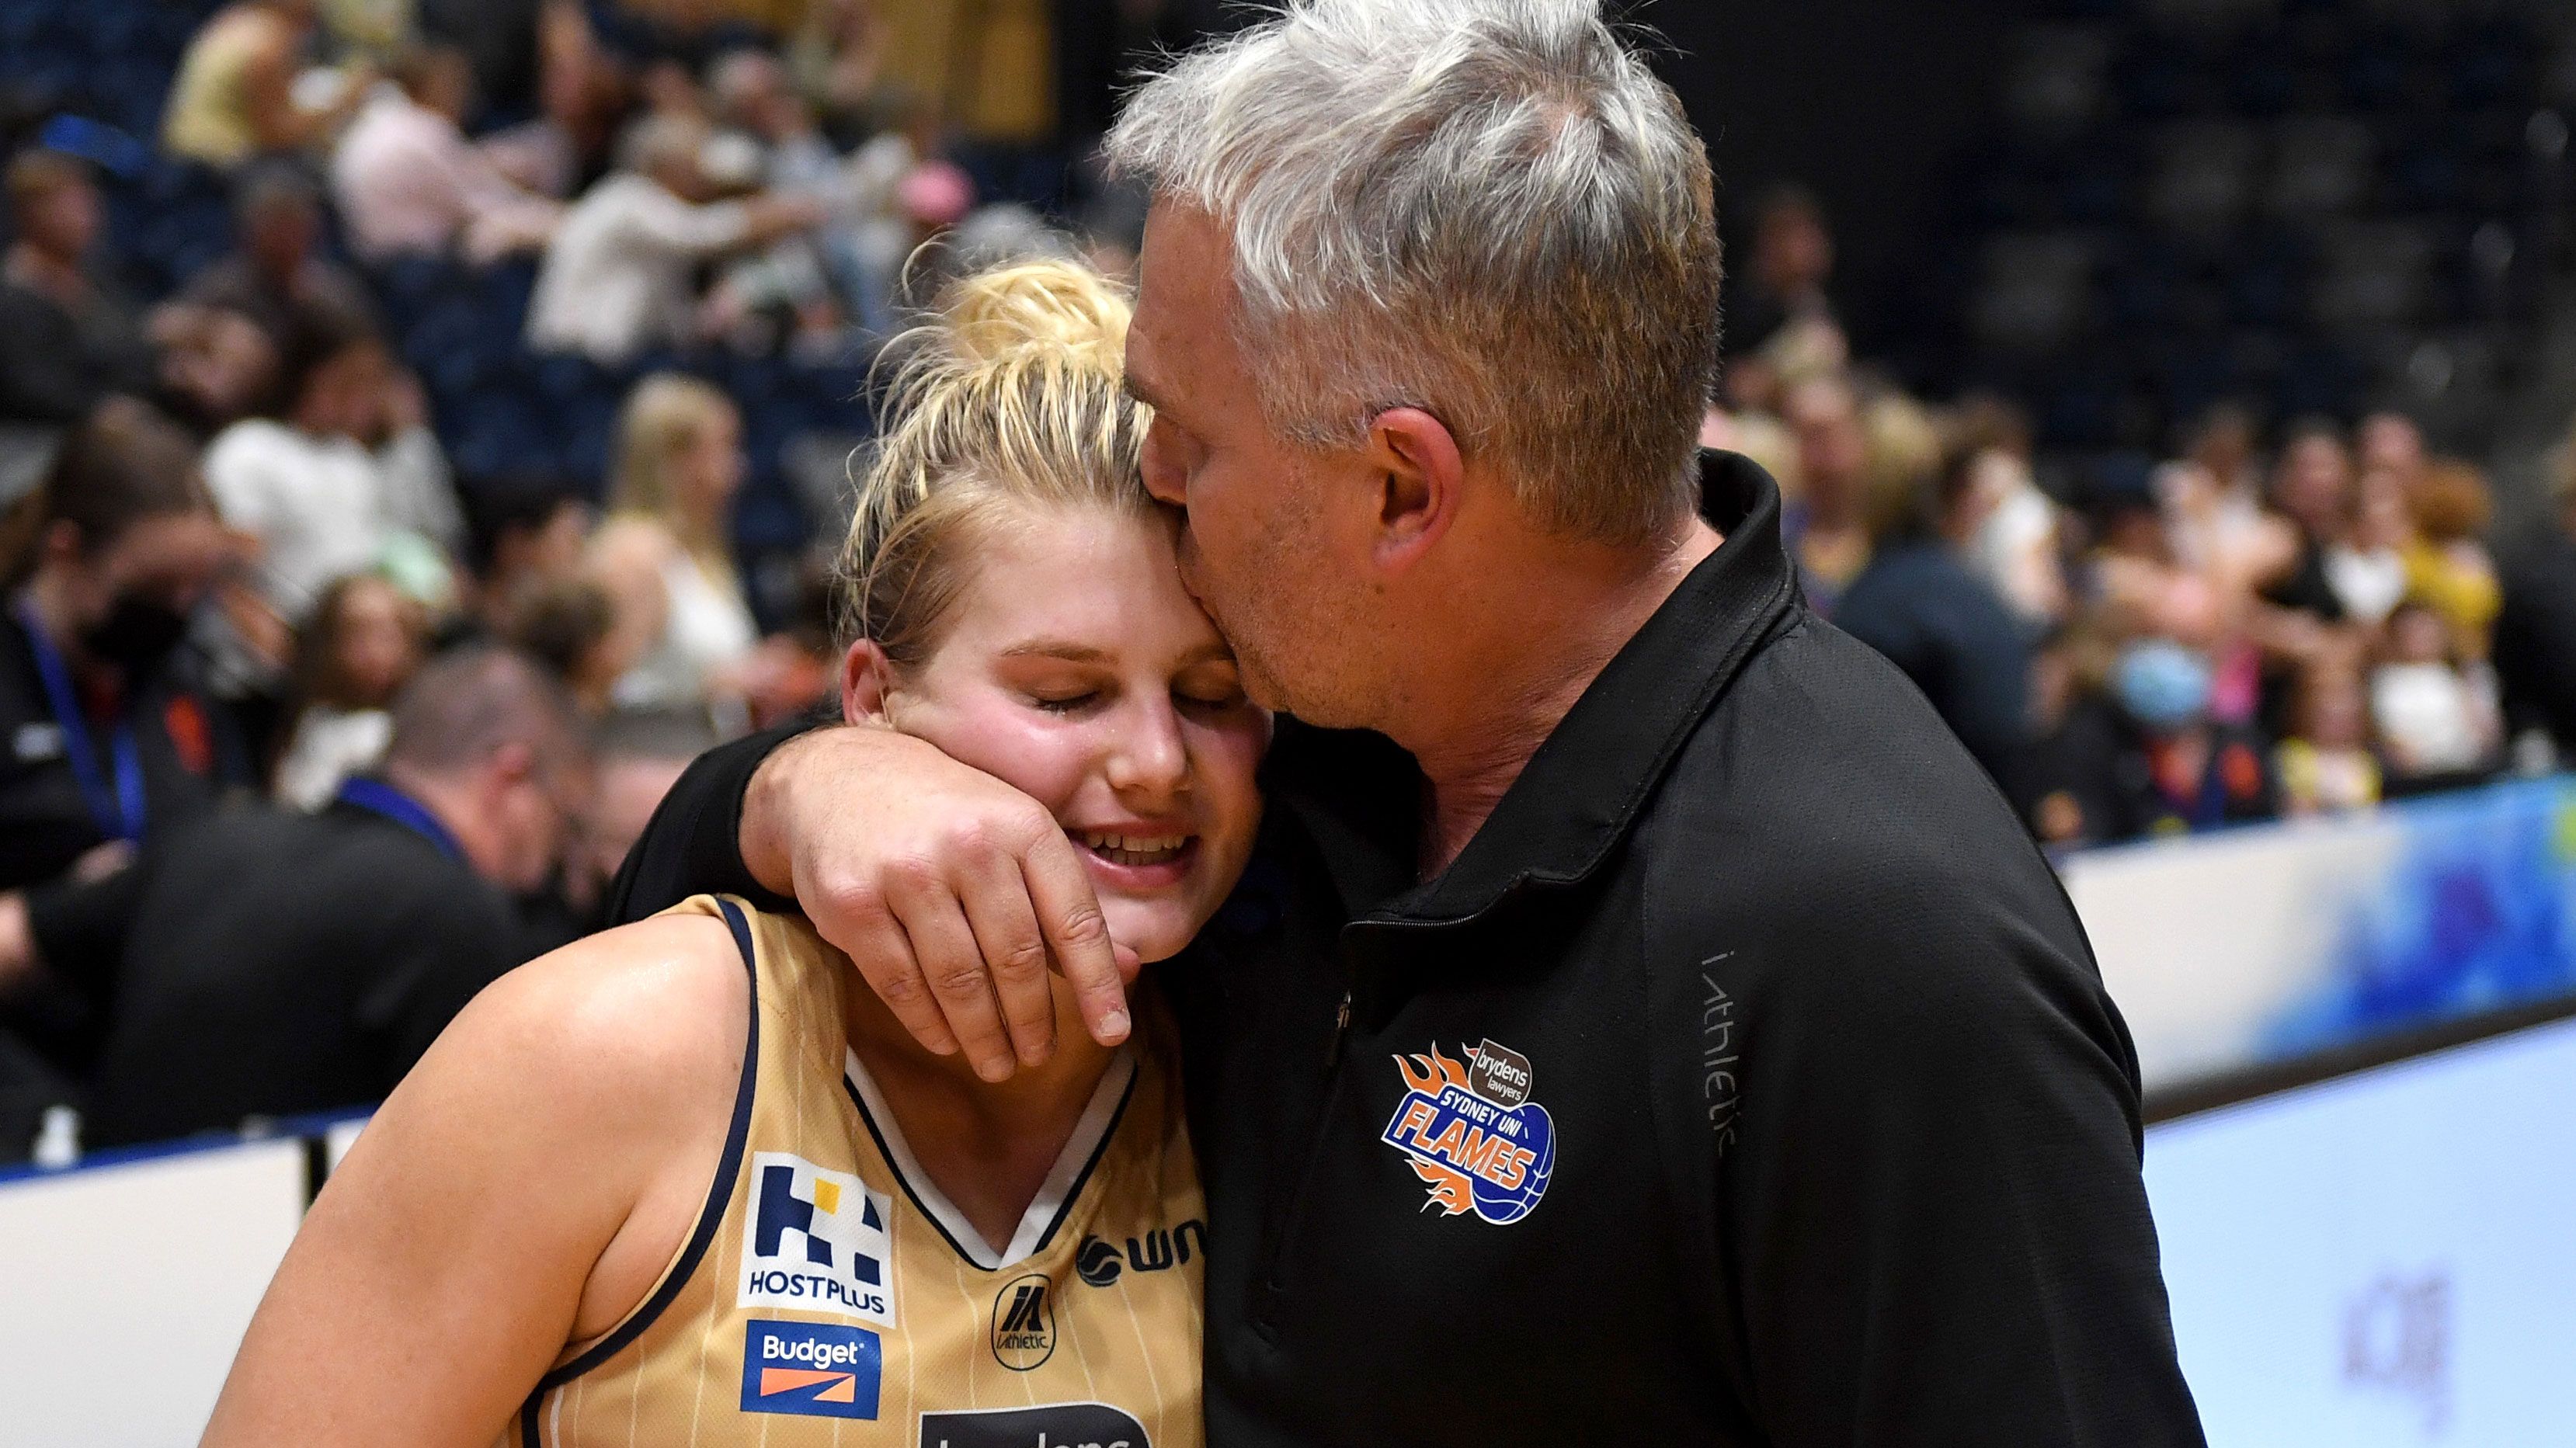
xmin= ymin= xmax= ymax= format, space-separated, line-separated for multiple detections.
xmin=935 ymin=261 xmax=1131 ymax=373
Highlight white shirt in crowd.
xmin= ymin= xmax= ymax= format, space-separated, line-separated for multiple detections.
xmin=332 ymin=89 xmax=562 ymax=262
xmin=203 ymin=421 xmax=462 ymax=620
xmin=2371 ymin=661 xmax=2500 ymax=776
xmin=273 ymin=706 xmax=392 ymax=811
xmin=525 ymin=175 xmax=751 ymax=363
xmin=614 ymin=547 xmax=759 ymax=713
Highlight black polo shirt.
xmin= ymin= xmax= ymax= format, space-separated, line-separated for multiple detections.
xmin=611 ymin=453 xmax=2206 ymax=1446
xmin=37 ymin=793 xmax=532 ymax=1148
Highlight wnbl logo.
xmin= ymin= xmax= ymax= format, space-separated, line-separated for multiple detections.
xmin=1072 ymin=1221 xmax=1206 ymax=1287
xmin=738 ymin=1152 xmax=898 ymax=1327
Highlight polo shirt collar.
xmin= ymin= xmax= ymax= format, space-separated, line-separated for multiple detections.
xmin=1364 ymin=449 xmax=1801 ymax=928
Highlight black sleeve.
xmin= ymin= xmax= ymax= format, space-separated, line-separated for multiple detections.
xmin=353 ymin=885 xmax=530 ymax=1095
xmin=1682 ymin=856 xmax=2206 ymax=1446
xmin=20 ymin=863 xmax=149 ymax=1003
xmin=603 ymin=722 xmax=811 ymax=925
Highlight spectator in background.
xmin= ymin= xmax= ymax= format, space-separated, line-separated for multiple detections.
xmin=0 ymin=153 xmax=155 ymax=436
xmin=459 ymin=472 xmax=592 ymax=637
xmin=0 ymin=401 xmax=252 ymax=1082
xmin=163 ymin=0 xmax=375 ymax=169
xmin=2357 ymin=410 xmax=2428 ymax=498
xmin=2275 ymin=660 xmax=2380 ymax=818
xmin=2372 ymin=599 xmax=2500 ymax=793
xmin=2260 ymin=418 xmax=2355 ymax=627
xmin=1834 ymin=439 xmax=2036 ymax=800
xmin=272 ymin=573 xmax=426 ymax=809
xmin=1725 ymin=184 xmax=1838 ymax=362
xmin=5 ymin=647 xmax=588 ymax=1148
xmin=181 ymin=165 xmax=377 ymax=360
xmin=2494 ymin=439 xmax=2576 ymax=764
xmin=524 ymin=113 xmax=823 ymax=363
xmin=2327 ymin=465 xmax=2412 ymax=629
xmin=1780 ymin=372 xmax=1871 ymax=614
xmin=204 ymin=319 xmax=461 ymax=627
xmin=587 ymin=373 xmax=758 ymax=719
xmin=331 ymin=43 xmax=564 ymax=263
xmin=145 ymin=300 xmax=286 ymax=439
xmin=2107 ymin=636 xmax=2279 ymax=839
xmin=506 ymin=575 xmax=621 ymax=713
xmin=1952 ymin=397 xmax=2067 ymax=627
xmin=558 ymin=703 xmax=715 ymax=926
xmin=2404 ymin=459 xmax=2500 ymax=661
xmin=0 ymin=401 xmax=249 ymax=901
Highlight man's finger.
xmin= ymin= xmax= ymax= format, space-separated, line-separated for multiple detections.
xmin=1019 ymin=829 xmax=1130 ymax=1047
xmin=829 ymin=896 xmax=961 ymax=1060
xmin=954 ymin=848 xmax=1059 ymax=1070
xmin=885 ymin=869 xmax=1017 ymax=1081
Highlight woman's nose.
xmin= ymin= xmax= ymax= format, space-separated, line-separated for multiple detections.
xmin=1105 ymin=698 xmax=1191 ymax=799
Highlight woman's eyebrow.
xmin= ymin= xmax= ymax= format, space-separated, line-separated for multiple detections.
xmin=999 ymin=639 xmax=1114 ymax=664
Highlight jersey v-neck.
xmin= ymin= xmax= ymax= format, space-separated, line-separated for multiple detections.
xmin=840 ymin=1042 xmax=1139 ymax=1271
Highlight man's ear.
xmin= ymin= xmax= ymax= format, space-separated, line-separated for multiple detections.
xmin=489 ymin=740 xmax=537 ymax=790
xmin=841 ymin=639 xmax=898 ymax=725
xmin=1364 ymin=406 xmax=1465 ymax=575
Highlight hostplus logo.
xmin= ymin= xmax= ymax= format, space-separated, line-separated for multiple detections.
xmin=738 ymin=1151 xmax=897 ymax=1326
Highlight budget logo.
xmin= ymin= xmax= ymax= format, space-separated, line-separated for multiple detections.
xmin=739 ymin=1151 xmax=897 ymax=1326
xmin=1380 ymin=1040 xmax=1556 ymax=1225
xmin=740 ymin=1319 xmax=882 ymax=1420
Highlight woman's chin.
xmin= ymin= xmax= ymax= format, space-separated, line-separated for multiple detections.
xmin=1098 ymin=897 xmax=1201 ymax=968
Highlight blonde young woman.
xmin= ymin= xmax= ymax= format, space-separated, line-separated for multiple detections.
xmin=205 ymin=260 xmax=1260 ymax=1446
xmin=589 ymin=373 xmax=766 ymax=718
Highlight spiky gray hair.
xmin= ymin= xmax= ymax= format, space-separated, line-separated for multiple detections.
xmin=1107 ymin=0 xmax=1720 ymax=543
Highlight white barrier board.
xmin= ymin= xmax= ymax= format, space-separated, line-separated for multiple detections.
xmin=2144 ymin=1014 xmax=2576 ymax=1446
xmin=0 ymin=1140 xmax=306 ymax=1447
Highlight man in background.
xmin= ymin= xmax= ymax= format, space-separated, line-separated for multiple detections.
xmin=525 ymin=113 xmax=822 ymax=363
xmin=0 ymin=647 xmax=589 ymax=1148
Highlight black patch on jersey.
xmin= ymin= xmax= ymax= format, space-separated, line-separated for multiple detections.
xmin=918 ymin=1402 xmax=1149 ymax=1448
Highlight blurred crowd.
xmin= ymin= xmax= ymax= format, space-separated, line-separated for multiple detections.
xmin=1714 ymin=186 xmax=2576 ymax=852
xmin=1 ymin=0 xmax=2573 ymax=1162
xmin=0 ymin=0 xmax=1209 ymax=1161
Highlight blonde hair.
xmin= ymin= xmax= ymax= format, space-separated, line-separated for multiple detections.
xmin=611 ymin=372 xmax=738 ymax=568
xmin=837 ymin=259 xmax=1152 ymax=664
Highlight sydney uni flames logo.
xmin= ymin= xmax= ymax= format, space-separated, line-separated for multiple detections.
xmin=1379 ymin=1040 xmax=1555 ymax=1225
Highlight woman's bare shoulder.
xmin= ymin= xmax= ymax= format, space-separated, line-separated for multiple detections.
xmin=462 ymin=912 xmax=749 ymax=1115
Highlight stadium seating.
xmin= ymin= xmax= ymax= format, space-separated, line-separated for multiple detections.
xmin=1938 ymin=0 xmax=2558 ymax=465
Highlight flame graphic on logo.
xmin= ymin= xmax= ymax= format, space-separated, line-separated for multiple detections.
xmin=1393 ymin=1047 xmax=1479 ymax=1214
xmin=1393 ymin=1046 xmax=1474 ymax=1096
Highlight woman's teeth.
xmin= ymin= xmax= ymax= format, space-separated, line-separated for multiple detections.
xmin=1078 ymin=832 xmax=1190 ymax=866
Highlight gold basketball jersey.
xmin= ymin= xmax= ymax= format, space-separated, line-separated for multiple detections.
xmin=505 ymin=895 xmax=1205 ymax=1448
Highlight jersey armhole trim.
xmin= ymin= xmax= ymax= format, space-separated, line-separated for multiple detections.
xmin=520 ymin=894 xmax=765 ymax=1431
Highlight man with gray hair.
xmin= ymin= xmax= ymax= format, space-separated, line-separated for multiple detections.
xmin=614 ymin=3 xmax=2208 ymax=1443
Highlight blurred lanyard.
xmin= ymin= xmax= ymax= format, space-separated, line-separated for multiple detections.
xmin=16 ymin=599 xmax=145 ymax=844
xmin=333 ymin=777 xmax=464 ymax=862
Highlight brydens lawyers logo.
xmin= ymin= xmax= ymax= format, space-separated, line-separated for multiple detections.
xmin=739 ymin=1151 xmax=897 ymax=1326
xmin=740 ymin=1319 xmax=881 ymax=1419
xmin=1380 ymin=1040 xmax=1555 ymax=1224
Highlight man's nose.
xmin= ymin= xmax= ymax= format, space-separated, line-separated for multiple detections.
xmin=1142 ymin=420 xmax=1187 ymax=508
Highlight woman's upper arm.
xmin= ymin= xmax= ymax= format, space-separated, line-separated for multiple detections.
xmin=202 ymin=915 xmax=746 ymax=1447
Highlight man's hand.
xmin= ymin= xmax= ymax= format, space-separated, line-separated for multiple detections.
xmin=742 ymin=726 xmax=1139 ymax=1082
